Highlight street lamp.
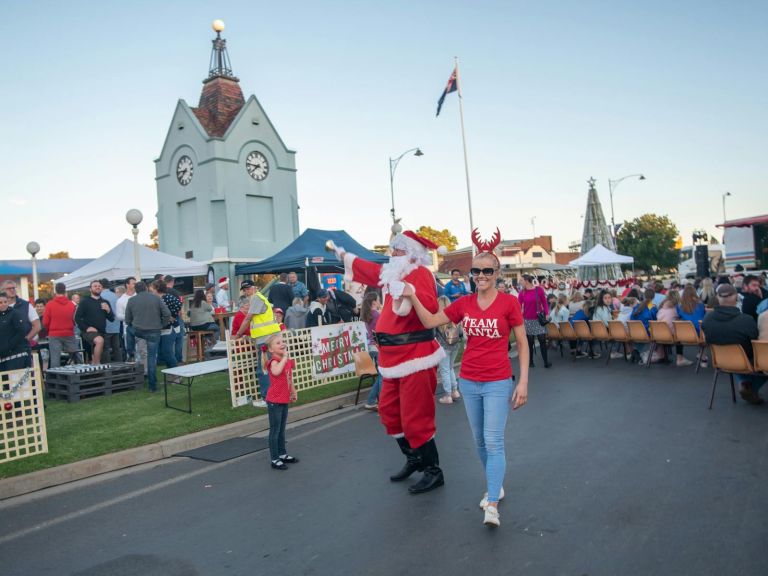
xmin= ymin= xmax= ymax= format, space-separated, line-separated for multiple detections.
xmin=608 ymin=173 xmax=645 ymax=248
xmin=126 ymin=209 xmax=143 ymax=280
xmin=722 ymin=191 xmax=731 ymax=225
xmin=26 ymin=241 xmax=40 ymax=300
xmin=389 ymin=148 xmax=423 ymax=225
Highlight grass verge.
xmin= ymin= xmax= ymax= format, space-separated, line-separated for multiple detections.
xmin=1 ymin=371 xmax=359 ymax=479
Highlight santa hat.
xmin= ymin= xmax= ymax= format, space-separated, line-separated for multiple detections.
xmin=391 ymin=230 xmax=445 ymax=264
xmin=218 ymin=276 xmax=229 ymax=288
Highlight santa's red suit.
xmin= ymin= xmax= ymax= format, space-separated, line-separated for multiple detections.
xmin=341 ymin=231 xmax=445 ymax=494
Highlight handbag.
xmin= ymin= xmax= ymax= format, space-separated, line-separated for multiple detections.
xmin=535 ymin=287 xmax=550 ymax=326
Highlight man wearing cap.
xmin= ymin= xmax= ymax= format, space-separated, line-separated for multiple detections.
xmin=216 ymin=277 xmax=231 ymax=310
xmin=335 ymin=231 xmax=446 ymax=494
xmin=702 ymin=282 xmax=765 ymax=405
xmin=235 ymin=280 xmax=281 ymax=408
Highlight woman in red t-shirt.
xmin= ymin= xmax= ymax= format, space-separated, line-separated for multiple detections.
xmin=404 ymin=250 xmax=529 ymax=528
xmin=262 ymin=333 xmax=299 ymax=470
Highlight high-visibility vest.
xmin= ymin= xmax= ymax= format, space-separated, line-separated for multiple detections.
xmin=249 ymin=292 xmax=281 ymax=339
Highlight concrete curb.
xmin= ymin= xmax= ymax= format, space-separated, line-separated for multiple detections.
xmin=0 ymin=389 xmax=364 ymax=501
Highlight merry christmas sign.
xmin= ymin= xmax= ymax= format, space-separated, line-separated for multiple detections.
xmin=310 ymin=321 xmax=368 ymax=379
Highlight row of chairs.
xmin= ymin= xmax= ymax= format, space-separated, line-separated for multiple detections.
xmin=545 ymin=320 xmax=707 ymax=369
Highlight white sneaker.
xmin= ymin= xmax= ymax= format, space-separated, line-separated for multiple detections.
xmin=479 ymin=486 xmax=505 ymax=509
xmin=483 ymin=506 xmax=500 ymax=527
xmin=676 ymin=357 xmax=693 ymax=367
xmin=610 ymin=351 xmax=624 ymax=359
xmin=252 ymin=399 xmax=267 ymax=408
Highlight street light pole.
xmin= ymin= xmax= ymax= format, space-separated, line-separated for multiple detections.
xmin=389 ymin=147 xmax=423 ymax=225
xmin=26 ymin=241 xmax=40 ymax=300
xmin=125 ymin=209 xmax=144 ymax=280
xmin=722 ymin=191 xmax=731 ymax=225
xmin=608 ymin=173 xmax=645 ymax=249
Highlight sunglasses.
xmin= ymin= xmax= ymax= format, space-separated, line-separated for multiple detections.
xmin=470 ymin=267 xmax=498 ymax=277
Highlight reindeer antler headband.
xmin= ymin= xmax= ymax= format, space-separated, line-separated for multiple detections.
xmin=471 ymin=227 xmax=501 ymax=253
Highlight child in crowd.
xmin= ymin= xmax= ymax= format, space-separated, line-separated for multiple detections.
xmin=229 ymin=297 xmax=250 ymax=338
xmin=273 ymin=308 xmax=287 ymax=331
xmin=359 ymin=292 xmax=382 ymax=410
xmin=262 ymin=333 xmax=299 ymax=470
xmin=435 ymin=295 xmax=463 ymax=404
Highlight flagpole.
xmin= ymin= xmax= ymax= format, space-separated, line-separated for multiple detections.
xmin=454 ymin=56 xmax=475 ymax=255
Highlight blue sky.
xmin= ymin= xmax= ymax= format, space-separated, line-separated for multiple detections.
xmin=2 ymin=1 xmax=766 ymax=259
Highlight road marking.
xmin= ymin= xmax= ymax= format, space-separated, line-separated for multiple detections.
xmin=0 ymin=410 xmax=366 ymax=545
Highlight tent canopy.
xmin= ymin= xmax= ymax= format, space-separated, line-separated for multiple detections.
xmin=55 ymin=240 xmax=208 ymax=290
xmin=235 ymin=228 xmax=389 ymax=275
xmin=569 ymin=244 xmax=634 ymax=266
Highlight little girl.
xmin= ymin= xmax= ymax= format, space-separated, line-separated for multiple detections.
xmin=262 ymin=333 xmax=299 ymax=470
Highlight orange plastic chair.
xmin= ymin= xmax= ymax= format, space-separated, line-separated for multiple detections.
xmin=558 ymin=322 xmax=579 ymax=362
xmin=627 ymin=321 xmax=651 ymax=366
xmin=353 ymin=351 xmax=379 ymax=405
xmin=708 ymin=344 xmax=754 ymax=409
xmin=607 ymin=321 xmax=630 ymax=363
xmin=545 ymin=322 xmax=564 ymax=357
xmin=589 ymin=321 xmax=611 ymax=362
xmin=752 ymin=340 xmax=768 ymax=373
xmin=648 ymin=321 xmax=677 ymax=370
xmin=673 ymin=321 xmax=707 ymax=373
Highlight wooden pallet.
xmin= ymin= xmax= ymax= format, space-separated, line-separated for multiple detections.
xmin=45 ymin=363 xmax=143 ymax=402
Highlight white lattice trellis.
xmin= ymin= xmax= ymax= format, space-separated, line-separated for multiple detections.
xmin=227 ymin=327 xmax=360 ymax=408
xmin=0 ymin=355 xmax=48 ymax=463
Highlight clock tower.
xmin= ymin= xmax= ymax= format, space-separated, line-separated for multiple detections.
xmin=155 ymin=20 xmax=299 ymax=282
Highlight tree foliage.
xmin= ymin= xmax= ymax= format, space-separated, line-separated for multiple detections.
xmin=416 ymin=226 xmax=458 ymax=252
xmin=48 ymin=251 xmax=69 ymax=259
xmin=616 ymin=214 xmax=679 ymax=272
xmin=145 ymin=228 xmax=159 ymax=250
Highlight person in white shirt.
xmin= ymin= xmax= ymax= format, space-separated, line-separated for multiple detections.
xmin=216 ymin=277 xmax=230 ymax=310
xmin=116 ymin=277 xmax=137 ymax=361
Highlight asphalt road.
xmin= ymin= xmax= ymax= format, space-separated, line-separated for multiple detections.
xmin=1 ymin=353 xmax=766 ymax=576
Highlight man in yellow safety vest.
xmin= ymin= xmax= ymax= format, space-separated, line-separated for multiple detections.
xmin=235 ymin=279 xmax=281 ymax=407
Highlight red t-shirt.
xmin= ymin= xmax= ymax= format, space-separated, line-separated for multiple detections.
xmin=266 ymin=357 xmax=294 ymax=403
xmin=444 ymin=292 xmax=523 ymax=382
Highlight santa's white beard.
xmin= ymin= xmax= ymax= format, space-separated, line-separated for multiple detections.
xmin=379 ymin=255 xmax=419 ymax=289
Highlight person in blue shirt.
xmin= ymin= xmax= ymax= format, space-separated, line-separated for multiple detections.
xmin=443 ymin=269 xmax=468 ymax=302
xmin=630 ymin=288 xmax=658 ymax=362
xmin=287 ymin=271 xmax=309 ymax=305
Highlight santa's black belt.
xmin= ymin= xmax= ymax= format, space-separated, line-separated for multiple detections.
xmin=376 ymin=329 xmax=435 ymax=347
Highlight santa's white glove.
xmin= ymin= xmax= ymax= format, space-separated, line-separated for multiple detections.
xmin=388 ymin=280 xmax=405 ymax=300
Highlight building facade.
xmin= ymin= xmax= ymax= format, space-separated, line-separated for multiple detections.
xmin=155 ymin=23 xmax=299 ymax=284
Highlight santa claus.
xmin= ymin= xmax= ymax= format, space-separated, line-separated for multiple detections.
xmin=335 ymin=231 xmax=446 ymax=494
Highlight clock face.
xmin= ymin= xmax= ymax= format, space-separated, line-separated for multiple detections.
xmin=176 ymin=155 xmax=194 ymax=186
xmin=246 ymin=151 xmax=269 ymax=181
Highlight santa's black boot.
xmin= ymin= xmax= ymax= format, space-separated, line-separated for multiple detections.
xmin=408 ymin=439 xmax=444 ymax=494
xmin=390 ymin=437 xmax=423 ymax=482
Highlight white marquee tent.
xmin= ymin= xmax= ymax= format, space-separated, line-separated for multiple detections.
xmin=570 ymin=244 xmax=634 ymax=267
xmin=55 ymin=240 xmax=208 ymax=290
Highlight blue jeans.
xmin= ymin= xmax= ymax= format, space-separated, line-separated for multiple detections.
xmin=458 ymin=377 xmax=514 ymax=504
xmin=438 ymin=346 xmax=460 ymax=395
xmin=159 ymin=329 xmax=178 ymax=369
xmin=134 ymin=329 xmax=161 ymax=391
xmin=256 ymin=343 xmax=271 ymax=400
xmin=366 ymin=349 xmax=382 ymax=405
xmin=173 ymin=322 xmax=185 ymax=364
xmin=267 ymin=402 xmax=289 ymax=461
xmin=125 ymin=324 xmax=136 ymax=358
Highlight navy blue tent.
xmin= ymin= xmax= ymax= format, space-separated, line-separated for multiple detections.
xmin=235 ymin=228 xmax=388 ymax=275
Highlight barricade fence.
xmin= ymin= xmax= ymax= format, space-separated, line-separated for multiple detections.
xmin=0 ymin=355 xmax=48 ymax=463
xmin=227 ymin=322 xmax=369 ymax=408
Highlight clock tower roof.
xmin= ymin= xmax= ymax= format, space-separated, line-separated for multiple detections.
xmin=191 ymin=22 xmax=245 ymax=138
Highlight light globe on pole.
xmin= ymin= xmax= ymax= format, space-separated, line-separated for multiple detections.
xmin=126 ymin=209 xmax=143 ymax=280
xmin=26 ymin=241 xmax=41 ymax=300
xmin=389 ymin=147 xmax=423 ymax=225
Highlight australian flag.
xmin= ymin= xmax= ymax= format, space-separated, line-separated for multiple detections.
xmin=436 ymin=67 xmax=458 ymax=116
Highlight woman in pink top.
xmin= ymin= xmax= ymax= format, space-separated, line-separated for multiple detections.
xmin=517 ymin=274 xmax=551 ymax=368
